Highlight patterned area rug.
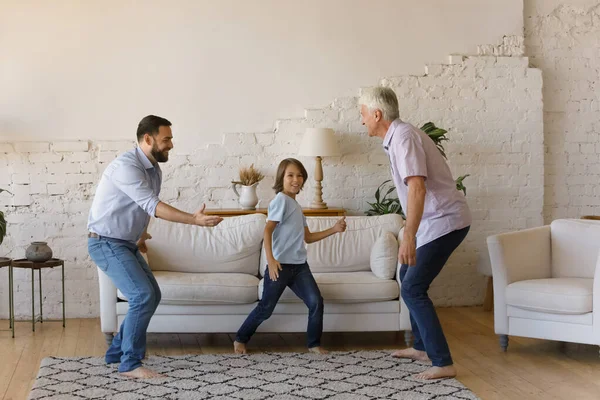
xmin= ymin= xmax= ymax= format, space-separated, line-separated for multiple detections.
xmin=29 ymin=350 xmax=480 ymax=399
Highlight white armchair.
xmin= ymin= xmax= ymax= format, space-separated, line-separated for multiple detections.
xmin=487 ymin=219 xmax=600 ymax=353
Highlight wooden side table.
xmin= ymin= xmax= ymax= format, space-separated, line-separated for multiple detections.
xmin=205 ymin=208 xmax=346 ymax=217
xmin=11 ymin=258 xmax=66 ymax=332
xmin=0 ymin=257 xmax=14 ymax=337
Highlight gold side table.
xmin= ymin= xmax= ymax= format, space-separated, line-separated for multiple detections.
xmin=11 ymin=258 xmax=65 ymax=332
xmin=0 ymin=257 xmax=13 ymax=337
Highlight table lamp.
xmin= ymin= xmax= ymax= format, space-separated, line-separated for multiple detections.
xmin=298 ymin=127 xmax=340 ymax=209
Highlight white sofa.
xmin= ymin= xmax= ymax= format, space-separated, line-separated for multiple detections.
xmin=487 ymin=218 xmax=600 ymax=352
xmin=98 ymin=213 xmax=411 ymax=346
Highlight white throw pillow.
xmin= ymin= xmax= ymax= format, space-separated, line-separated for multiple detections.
xmin=370 ymin=232 xmax=399 ymax=280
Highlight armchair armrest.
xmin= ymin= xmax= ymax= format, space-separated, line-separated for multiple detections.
xmin=487 ymin=225 xmax=552 ymax=286
xmin=98 ymin=268 xmax=118 ymax=333
xmin=487 ymin=225 xmax=551 ymax=334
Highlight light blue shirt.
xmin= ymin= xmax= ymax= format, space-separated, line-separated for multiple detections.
xmin=88 ymin=147 xmax=162 ymax=243
xmin=268 ymin=192 xmax=307 ymax=264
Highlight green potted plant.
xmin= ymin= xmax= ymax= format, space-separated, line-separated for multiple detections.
xmin=365 ymin=122 xmax=469 ymax=216
xmin=365 ymin=180 xmax=405 ymax=218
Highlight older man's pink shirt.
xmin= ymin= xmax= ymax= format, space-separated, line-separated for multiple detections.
xmin=383 ymin=119 xmax=471 ymax=248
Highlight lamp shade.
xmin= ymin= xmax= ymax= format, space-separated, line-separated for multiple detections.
xmin=298 ymin=128 xmax=340 ymax=157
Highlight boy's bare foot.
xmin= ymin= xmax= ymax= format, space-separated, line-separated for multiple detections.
xmin=391 ymin=348 xmax=430 ymax=361
xmin=234 ymin=341 xmax=247 ymax=354
xmin=308 ymin=346 xmax=329 ymax=354
xmin=413 ymin=365 xmax=457 ymax=380
xmin=120 ymin=366 xmax=164 ymax=379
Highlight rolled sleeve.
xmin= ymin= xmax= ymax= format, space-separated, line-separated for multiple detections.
xmin=267 ymin=194 xmax=286 ymax=222
xmin=111 ymin=164 xmax=161 ymax=217
xmin=395 ymin=134 xmax=428 ymax=185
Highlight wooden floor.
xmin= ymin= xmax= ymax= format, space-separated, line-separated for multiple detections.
xmin=1 ymin=306 xmax=599 ymax=400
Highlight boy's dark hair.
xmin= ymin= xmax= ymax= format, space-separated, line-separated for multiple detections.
xmin=273 ymin=158 xmax=308 ymax=193
xmin=136 ymin=115 xmax=172 ymax=142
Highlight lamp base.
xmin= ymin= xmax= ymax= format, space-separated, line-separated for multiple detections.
xmin=309 ymin=201 xmax=328 ymax=209
xmin=309 ymin=156 xmax=329 ymax=209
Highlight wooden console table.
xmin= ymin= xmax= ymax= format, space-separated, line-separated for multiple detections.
xmin=205 ymin=208 xmax=346 ymax=217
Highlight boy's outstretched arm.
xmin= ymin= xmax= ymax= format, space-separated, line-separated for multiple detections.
xmin=304 ymin=217 xmax=346 ymax=244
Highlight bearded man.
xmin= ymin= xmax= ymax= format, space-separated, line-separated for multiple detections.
xmin=87 ymin=115 xmax=223 ymax=378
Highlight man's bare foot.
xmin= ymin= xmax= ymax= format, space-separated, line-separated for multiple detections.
xmin=234 ymin=341 xmax=247 ymax=354
xmin=308 ymin=346 xmax=329 ymax=354
xmin=120 ymin=366 xmax=164 ymax=379
xmin=413 ymin=365 xmax=457 ymax=380
xmin=391 ymin=348 xmax=430 ymax=361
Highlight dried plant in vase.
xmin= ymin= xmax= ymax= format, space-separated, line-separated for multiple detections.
xmin=231 ymin=164 xmax=265 ymax=210
xmin=232 ymin=164 xmax=265 ymax=186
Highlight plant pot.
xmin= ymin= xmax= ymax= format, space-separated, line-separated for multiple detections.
xmin=26 ymin=241 xmax=53 ymax=262
xmin=231 ymin=182 xmax=259 ymax=210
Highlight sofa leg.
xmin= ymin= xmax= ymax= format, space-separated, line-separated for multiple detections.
xmin=499 ymin=334 xmax=508 ymax=352
xmin=104 ymin=333 xmax=114 ymax=347
xmin=404 ymin=330 xmax=412 ymax=347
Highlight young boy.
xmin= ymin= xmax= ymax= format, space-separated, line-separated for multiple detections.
xmin=234 ymin=158 xmax=346 ymax=354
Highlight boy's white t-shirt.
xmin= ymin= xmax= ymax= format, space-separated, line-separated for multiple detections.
xmin=267 ymin=192 xmax=308 ymax=264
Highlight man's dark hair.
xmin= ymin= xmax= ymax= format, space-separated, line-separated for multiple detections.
xmin=273 ymin=158 xmax=308 ymax=193
xmin=136 ymin=115 xmax=172 ymax=142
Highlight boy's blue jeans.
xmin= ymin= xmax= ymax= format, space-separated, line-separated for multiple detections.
xmin=88 ymin=236 xmax=161 ymax=373
xmin=399 ymin=226 xmax=470 ymax=367
xmin=236 ymin=262 xmax=324 ymax=348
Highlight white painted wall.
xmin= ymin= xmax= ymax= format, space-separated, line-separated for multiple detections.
xmin=1 ymin=1 xmax=542 ymax=318
xmin=0 ymin=0 xmax=523 ymax=148
xmin=0 ymin=47 xmax=544 ymax=317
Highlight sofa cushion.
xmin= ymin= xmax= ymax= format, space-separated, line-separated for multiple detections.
xmin=258 ymin=271 xmax=399 ymax=303
xmin=551 ymin=219 xmax=600 ymax=278
xmin=260 ymin=214 xmax=403 ymax=276
xmin=506 ymin=278 xmax=593 ymax=315
xmin=117 ymin=271 xmax=259 ymax=305
xmin=370 ymin=231 xmax=399 ymax=279
xmin=146 ymin=214 xmax=265 ymax=274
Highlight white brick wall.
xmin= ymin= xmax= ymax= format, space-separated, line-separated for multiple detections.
xmin=0 ymin=40 xmax=543 ymax=318
xmin=526 ymin=2 xmax=600 ymax=221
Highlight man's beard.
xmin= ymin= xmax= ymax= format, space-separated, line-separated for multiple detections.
xmin=151 ymin=142 xmax=169 ymax=162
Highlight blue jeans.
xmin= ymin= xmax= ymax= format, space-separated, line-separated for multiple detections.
xmin=88 ymin=237 xmax=161 ymax=373
xmin=236 ymin=262 xmax=324 ymax=348
xmin=400 ymin=226 xmax=470 ymax=367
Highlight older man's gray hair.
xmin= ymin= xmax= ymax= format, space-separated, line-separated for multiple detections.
xmin=359 ymin=87 xmax=400 ymax=121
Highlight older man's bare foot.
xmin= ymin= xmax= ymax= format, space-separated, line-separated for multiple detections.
xmin=413 ymin=365 xmax=457 ymax=380
xmin=120 ymin=366 xmax=164 ymax=379
xmin=391 ymin=348 xmax=430 ymax=361
xmin=308 ymin=346 xmax=329 ymax=354
xmin=234 ymin=341 xmax=247 ymax=354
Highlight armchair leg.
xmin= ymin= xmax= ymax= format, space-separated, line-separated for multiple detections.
xmin=104 ymin=333 xmax=114 ymax=347
xmin=499 ymin=334 xmax=509 ymax=352
xmin=404 ymin=330 xmax=412 ymax=347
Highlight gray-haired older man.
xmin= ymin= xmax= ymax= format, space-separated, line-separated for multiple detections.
xmin=359 ymin=87 xmax=471 ymax=380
